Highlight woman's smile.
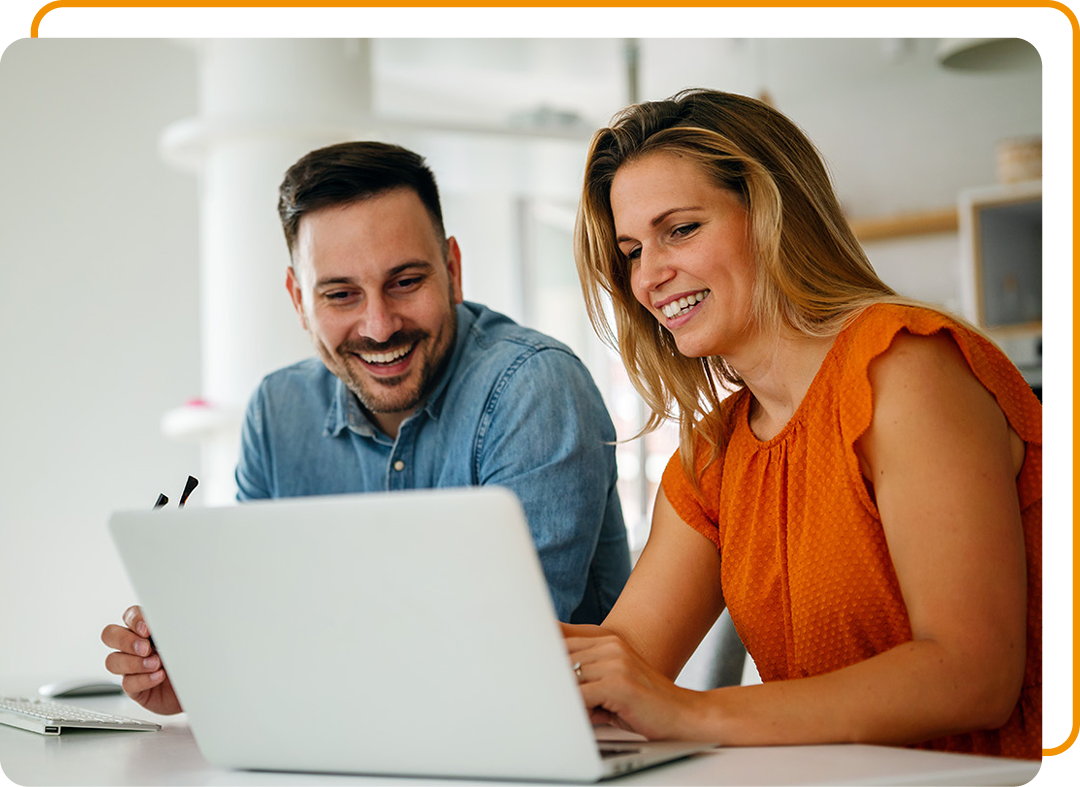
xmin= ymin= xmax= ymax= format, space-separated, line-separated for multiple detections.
xmin=655 ymin=289 xmax=711 ymax=320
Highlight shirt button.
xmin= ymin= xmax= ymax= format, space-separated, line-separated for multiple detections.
xmin=393 ymin=460 xmax=405 ymax=472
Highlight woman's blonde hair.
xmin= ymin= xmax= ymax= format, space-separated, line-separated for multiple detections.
xmin=575 ymin=89 xmax=905 ymax=471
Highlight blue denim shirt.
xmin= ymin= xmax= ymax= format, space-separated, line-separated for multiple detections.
xmin=235 ymin=302 xmax=631 ymax=623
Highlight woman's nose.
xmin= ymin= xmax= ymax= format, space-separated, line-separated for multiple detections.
xmin=633 ymin=247 xmax=676 ymax=293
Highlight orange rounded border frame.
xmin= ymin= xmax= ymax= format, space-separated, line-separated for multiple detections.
xmin=23 ymin=1 xmax=1080 ymax=755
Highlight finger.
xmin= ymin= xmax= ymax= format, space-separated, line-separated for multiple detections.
xmin=590 ymin=707 xmax=618 ymax=727
xmin=101 ymin=623 xmax=153 ymax=657
xmin=101 ymin=623 xmax=152 ymax=656
xmin=579 ymin=683 xmax=634 ymax=732
xmin=564 ymin=635 xmax=608 ymax=655
xmin=121 ymin=669 xmax=166 ymax=696
xmin=571 ymin=654 xmax=607 ymax=684
xmin=122 ymin=605 xmax=150 ymax=638
xmin=104 ymin=651 xmax=161 ymax=677
xmin=565 ymin=639 xmax=623 ymax=668
xmin=561 ymin=622 xmax=605 ymax=638
xmin=571 ymin=659 xmax=585 ymax=684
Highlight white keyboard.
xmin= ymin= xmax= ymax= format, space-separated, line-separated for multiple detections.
xmin=0 ymin=696 xmax=161 ymax=736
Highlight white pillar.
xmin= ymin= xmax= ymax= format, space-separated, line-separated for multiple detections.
xmin=160 ymin=39 xmax=374 ymax=505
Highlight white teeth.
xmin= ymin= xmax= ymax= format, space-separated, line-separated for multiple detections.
xmin=660 ymin=290 xmax=709 ymax=319
xmin=359 ymin=344 xmax=414 ymax=365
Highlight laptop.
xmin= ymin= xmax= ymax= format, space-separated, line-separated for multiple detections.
xmin=107 ymin=487 xmax=715 ymax=782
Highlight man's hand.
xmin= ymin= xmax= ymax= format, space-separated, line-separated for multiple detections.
xmin=101 ymin=605 xmax=182 ymax=715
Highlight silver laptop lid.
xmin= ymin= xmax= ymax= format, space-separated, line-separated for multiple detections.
xmin=108 ymin=487 xmax=606 ymax=782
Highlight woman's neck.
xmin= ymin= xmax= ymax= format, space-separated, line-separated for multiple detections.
xmin=729 ymin=331 xmax=837 ymax=441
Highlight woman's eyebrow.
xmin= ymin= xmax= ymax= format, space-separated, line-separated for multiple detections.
xmin=617 ymin=206 xmax=702 ymax=243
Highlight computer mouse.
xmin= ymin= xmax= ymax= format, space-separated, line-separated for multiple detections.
xmin=38 ymin=676 xmax=124 ymax=698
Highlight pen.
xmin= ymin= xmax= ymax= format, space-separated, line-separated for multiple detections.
xmin=179 ymin=475 xmax=198 ymax=507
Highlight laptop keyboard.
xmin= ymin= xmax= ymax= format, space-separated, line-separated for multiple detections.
xmin=0 ymin=696 xmax=161 ymax=736
xmin=599 ymin=745 xmax=642 ymax=758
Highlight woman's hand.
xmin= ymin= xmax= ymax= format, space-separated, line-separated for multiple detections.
xmin=565 ymin=629 xmax=706 ymax=741
xmin=101 ymin=605 xmax=183 ymax=715
xmin=559 ymin=622 xmax=608 ymax=640
xmin=557 ymin=488 xmax=725 ymax=742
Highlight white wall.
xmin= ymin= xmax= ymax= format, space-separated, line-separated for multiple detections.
xmin=0 ymin=38 xmax=1041 ymax=682
xmin=0 ymin=39 xmax=201 ymax=680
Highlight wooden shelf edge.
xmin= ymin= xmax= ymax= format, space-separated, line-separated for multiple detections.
xmin=984 ymin=321 xmax=1042 ymax=338
xmin=849 ymin=207 xmax=959 ymax=242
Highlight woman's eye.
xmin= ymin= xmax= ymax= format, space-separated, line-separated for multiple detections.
xmin=672 ymin=223 xmax=700 ymax=238
xmin=623 ymin=247 xmax=641 ymax=263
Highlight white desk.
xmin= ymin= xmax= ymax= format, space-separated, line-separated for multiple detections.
xmin=0 ymin=686 xmax=1040 ymax=786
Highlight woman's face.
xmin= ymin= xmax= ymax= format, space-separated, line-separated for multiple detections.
xmin=610 ymin=151 xmax=759 ymax=359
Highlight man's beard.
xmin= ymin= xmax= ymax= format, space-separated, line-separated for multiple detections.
xmin=334 ymin=314 xmax=457 ymax=418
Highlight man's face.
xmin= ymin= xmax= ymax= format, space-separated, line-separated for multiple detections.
xmin=286 ymin=188 xmax=464 ymax=437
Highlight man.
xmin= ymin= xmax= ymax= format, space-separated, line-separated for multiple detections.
xmin=102 ymin=142 xmax=631 ymax=714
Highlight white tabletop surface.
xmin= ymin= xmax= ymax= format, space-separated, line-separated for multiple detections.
xmin=0 ymin=678 xmax=1041 ymax=787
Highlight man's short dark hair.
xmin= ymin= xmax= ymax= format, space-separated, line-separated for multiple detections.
xmin=278 ymin=141 xmax=446 ymax=258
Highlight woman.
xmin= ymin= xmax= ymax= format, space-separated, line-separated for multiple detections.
xmin=568 ymin=88 xmax=1041 ymax=760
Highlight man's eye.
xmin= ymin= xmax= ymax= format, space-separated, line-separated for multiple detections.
xmin=392 ymin=276 xmax=424 ymax=291
xmin=324 ymin=290 xmax=357 ymax=303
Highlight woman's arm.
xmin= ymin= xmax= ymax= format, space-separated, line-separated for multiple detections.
xmin=838 ymin=330 xmax=1027 ymax=741
xmin=568 ymin=331 xmax=1028 ymax=746
xmin=564 ymin=489 xmax=726 ymax=735
xmin=598 ymin=489 xmax=726 ymax=677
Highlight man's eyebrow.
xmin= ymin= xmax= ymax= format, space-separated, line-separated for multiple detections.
xmin=314 ymin=275 xmax=357 ymax=289
xmin=314 ymin=261 xmax=435 ymax=289
xmin=387 ymin=261 xmax=436 ymax=277
xmin=616 ymin=206 xmax=702 ymax=244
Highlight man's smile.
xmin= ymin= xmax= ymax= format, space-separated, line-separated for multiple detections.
xmin=355 ymin=341 xmax=418 ymax=368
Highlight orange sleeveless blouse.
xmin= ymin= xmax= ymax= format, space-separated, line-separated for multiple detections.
xmin=662 ymin=304 xmax=1042 ymax=760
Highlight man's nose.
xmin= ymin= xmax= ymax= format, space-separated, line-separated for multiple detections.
xmin=357 ymin=296 xmax=404 ymax=344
